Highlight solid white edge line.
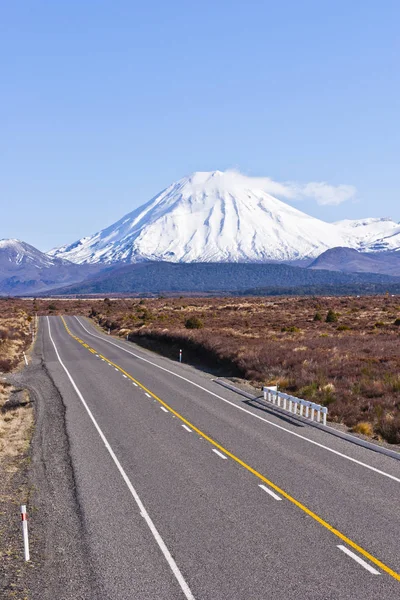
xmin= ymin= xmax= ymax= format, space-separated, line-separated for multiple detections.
xmin=182 ymin=425 xmax=192 ymax=433
xmin=46 ymin=317 xmax=195 ymax=600
xmin=73 ymin=317 xmax=400 ymax=484
xmin=212 ymin=449 xmax=227 ymax=460
xmin=160 ymin=406 xmax=169 ymax=413
xmin=258 ymin=484 xmax=282 ymax=501
xmin=337 ymin=545 xmax=380 ymax=575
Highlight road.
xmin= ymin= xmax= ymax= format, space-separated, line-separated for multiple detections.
xmin=39 ymin=315 xmax=400 ymax=599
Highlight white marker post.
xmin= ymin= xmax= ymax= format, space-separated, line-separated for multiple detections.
xmin=23 ymin=352 xmax=28 ymax=366
xmin=20 ymin=505 xmax=30 ymax=561
xmin=179 ymin=349 xmax=182 ymax=363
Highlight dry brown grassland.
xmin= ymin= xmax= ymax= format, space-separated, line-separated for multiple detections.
xmin=89 ymin=295 xmax=400 ymax=444
xmin=0 ymin=302 xmax=34 ymax=599
xmin=1 ymin=295 xmax=399 ymax=445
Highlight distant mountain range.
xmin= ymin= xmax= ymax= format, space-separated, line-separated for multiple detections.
xmin=309 ymin=247 xmax=400 ymax=276
xmin=1 ymin=170 xmax=399 ymax=295
xmin=0 ymin=239 xmax=102 ymax=295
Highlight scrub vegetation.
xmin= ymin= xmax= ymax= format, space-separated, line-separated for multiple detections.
xmin=1 ymin=295 xmax=399 ymax=444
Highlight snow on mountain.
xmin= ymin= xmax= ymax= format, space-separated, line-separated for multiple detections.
xmin=334 ymin=218 xmax=400 ymax=252
xmin=0 ymin=239 xmax=58 ymax=269
xmin=0 ymin=239 xmax=103 ymax=295
xmin=49 ymin=171 xmax=353 ymax=265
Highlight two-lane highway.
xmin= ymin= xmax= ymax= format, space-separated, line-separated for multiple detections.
xmin=40 ymin=315 xmax=400 ymax=599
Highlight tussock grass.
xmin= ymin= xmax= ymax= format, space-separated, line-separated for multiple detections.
xmin=352 ymin=421 xmax=374 ymax=437
xmin=0 ymin=386 xmax=33 ymax=463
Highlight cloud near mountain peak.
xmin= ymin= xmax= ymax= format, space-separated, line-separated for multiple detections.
xmin=225 ymin=170 xmax=357 ymax=206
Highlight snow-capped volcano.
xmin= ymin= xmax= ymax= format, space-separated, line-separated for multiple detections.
xmin=49 ymin=171 xmax=354 ymax=264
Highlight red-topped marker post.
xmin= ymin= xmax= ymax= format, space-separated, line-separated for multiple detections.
xmin=20 ymin=505 xmax=30 ymax=561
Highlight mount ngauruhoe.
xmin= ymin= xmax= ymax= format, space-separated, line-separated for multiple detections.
xmin=49 ymin=171 xmax=400 ymax=265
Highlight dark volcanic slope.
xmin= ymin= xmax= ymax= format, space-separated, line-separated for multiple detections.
xmin=48 ymin=261 xmax=400 ymax=295
xmin=309 ymin=247 xmax=400 ymax=276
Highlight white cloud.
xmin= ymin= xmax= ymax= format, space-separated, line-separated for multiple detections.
xmin=226 ymin=170 xmax=357 ymax=206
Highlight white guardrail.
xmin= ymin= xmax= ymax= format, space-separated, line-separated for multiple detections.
xmin=263 ymin=386 xmax=328 ymax=426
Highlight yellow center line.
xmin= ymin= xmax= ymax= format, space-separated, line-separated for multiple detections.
xmin=60 ymin=316 xmax=400 ymax=581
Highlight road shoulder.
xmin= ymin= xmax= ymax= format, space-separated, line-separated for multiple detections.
xmin=9 ymin=326 xmax=98 ymax=600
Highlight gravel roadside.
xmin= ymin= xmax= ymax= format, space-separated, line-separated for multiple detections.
xmin=6 ymin=326 xmax=99 ymax=599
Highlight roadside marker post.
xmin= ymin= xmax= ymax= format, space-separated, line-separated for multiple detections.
xmin=23 ymin=352 xmax=28 ymax=366
xmin=20 ymin=505 xmax=30 ymax=561
xmin=179 ymin=349 xmax=182 ymax=363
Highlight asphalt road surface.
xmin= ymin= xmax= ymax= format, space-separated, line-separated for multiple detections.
xmin=39 ymin=315 xmax=400 ymax=599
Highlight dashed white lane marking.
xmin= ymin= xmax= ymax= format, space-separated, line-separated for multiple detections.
xmin=123 ymin=374 xmax=127 ymax=378
xmin=47 ymin=318 xmax=195 ymax=600
xmin=73 ymin=317 xmax=400 ymax=485
xmin=182 ymin=424 xmax=192 ymax=433
xmin=160 ymin=406 xmax=169 ymax=413
xmin=95 ymin=354 xmax=99 ymax=357
xmin=259 ymin=484 xmax=282 ymax=501
xmin=115 ymin=368 xmax=119 ymax=371
xmin=337 ymin=546 xmax=380 ymax=575
xmin=145 ymin=392 xmax=151 ymax=398
xmin=132 ymin=382 xmax=138 ymax=386
xmin=212 ymin=449 xmax=227 ymax=460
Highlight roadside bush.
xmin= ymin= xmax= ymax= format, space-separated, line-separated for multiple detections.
xmin=0 ymin=358 xmax=13 ymax=372
xmin=376 ymin=414 xmax=400 ymax=444
xmin=184 ymin=317 xmax=204 ymax=329
xmin=326 ymin=309 xmax=338 ymax=323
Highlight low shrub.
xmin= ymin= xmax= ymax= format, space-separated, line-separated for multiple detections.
xmin=352 ymin=421 xmax=374 ymax=436
xmin=185 ymin=317 xmax=204 ymax=329
xmin=0 ymin=358 xmax=13 ymax=372
xmin=326 ymin=310 xmax=338 ymax=323
xmin=376 ymin=414 xmax=400 ymax=444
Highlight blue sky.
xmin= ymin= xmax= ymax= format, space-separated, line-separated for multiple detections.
xmin=1 ymin=0 xmax=399 ymax=251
